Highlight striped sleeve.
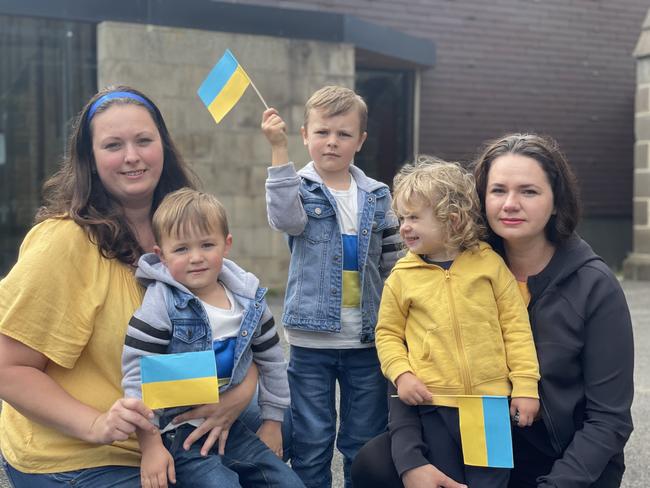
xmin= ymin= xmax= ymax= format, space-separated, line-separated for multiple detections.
xmin=380 ymin=206 xmax=403 ymax=280
xmin=121 ymin=285 xmax=173 ymax=400
xmin=251 ymin=304 xmax=290 ymax=422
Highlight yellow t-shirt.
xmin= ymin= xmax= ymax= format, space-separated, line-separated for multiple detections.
xmin=0 ymin=219 xmax=143 ymax=473
xmin=517 ymin=280 xmax=532 ymax=306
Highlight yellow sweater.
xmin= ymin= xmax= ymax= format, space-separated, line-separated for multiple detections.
xmin=375 ymin=243 xmax=539 ymax=406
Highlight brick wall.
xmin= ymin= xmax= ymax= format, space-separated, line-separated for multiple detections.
xmin=224 ymin=0 xmax=648 ymax=219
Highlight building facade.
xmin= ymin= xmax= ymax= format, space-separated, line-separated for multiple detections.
xmin=1 ymin=0 xmax=648 ymax=287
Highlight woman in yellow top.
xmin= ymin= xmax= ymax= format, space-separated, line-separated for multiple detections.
xmin=0 ymin=86 xmax=258 ymax=487
xmin=374 ymin=156 xmax=539 ymax=487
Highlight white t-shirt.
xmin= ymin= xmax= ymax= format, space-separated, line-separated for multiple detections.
xmin=286 ymin=176 xmax=371 ymax=349
xmin=162 ymin=284 xmax=242 ymax=433
xmin=201 ymin=284 xmax=242 ymax=385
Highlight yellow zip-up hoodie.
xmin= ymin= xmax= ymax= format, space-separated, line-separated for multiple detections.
xmin=376 ymin=242 xmax=539 ymax=406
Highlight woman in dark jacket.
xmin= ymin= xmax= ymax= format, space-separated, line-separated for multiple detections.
xmin=351 ymin=133 xmax=634 ymax=488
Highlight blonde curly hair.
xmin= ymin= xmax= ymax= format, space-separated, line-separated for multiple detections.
xmin=392 ymin=155 xmax=485 ymax=253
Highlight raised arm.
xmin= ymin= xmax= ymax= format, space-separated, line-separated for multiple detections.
xmin=262 ymin=108 xmax=308 ymax=235
xmin=265 ymin=162 xmax=308 ymax=235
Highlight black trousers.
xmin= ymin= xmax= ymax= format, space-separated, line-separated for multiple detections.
xmin=351 ymin=422 xmax=625 ymax=488
xmin=351 ymin=407 xmax=509 ymax=488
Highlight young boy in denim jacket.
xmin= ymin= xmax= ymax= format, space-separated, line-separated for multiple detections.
xmin=261 ymin=86 xmax=401 ymax=488
xmin=121 ymin=188 xmax=304 ymax=488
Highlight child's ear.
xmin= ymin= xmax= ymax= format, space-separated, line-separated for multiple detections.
xmin=356 ymin=131 xmax=368 ymax=152
xmin=153 ymin=245 xmax=165 ymax=263
xmin=224 ymin=234 xmax=233 ymax=257
xmin=300 ymin=126 xmax=308 ymax=146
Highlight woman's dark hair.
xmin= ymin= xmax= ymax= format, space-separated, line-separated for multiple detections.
xmin=473 ymin=133 xmax=581 ymax=248
xmin=36 ymin=85 xmax=198 ymax=265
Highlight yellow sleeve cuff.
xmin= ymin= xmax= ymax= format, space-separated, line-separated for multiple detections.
xmin=510 ymin=377 xmax=540 ymax=399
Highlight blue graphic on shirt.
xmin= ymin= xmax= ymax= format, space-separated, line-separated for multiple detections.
xmin=341 ymin=234 xmax=360 ymax=308
xmin=213 ymin=337 xmax=236 ymax=386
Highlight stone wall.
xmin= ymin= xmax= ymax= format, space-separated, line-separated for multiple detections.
xmin=97 ymin=21 xmax=355 ymax=289
xmin=624 ymin=8 xmax=650 ymax=280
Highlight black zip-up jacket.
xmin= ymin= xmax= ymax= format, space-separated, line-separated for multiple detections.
xmin=389 ymin=235 xmax=634 ymax=487
xmin=528 ymin=235 xmax=633 ymax=487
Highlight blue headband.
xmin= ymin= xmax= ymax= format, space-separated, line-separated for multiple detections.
xmin=87 ymin=91 xmax=154 ymax=125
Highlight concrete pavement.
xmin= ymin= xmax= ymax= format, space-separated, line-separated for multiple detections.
xmin=1 ymin=279 xmax=648 ymax=487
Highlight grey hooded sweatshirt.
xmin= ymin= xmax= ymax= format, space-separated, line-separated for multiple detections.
xmin=121 ymin=253 xmax=289 ymax=426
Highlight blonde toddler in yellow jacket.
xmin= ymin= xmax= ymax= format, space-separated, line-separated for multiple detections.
xmin=376 ymin=156 xmax=540 ymax=427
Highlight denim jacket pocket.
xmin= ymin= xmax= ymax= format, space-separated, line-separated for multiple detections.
xmin=303 ymin=201 xmax=336 ymax=243
xmin=172 ymin=318 xmax=207 ymax=345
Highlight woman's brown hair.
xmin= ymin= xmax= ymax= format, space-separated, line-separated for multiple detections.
xmin=36 ymin=85 xmax=198 ymax=265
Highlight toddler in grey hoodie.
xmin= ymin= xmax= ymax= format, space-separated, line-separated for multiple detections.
xmin=121 ymin=188 xmax=302 ymax=488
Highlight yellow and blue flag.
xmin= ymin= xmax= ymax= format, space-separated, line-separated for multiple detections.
xmin=141 ymin=350 xmax=219 ymax=410
xmin=197 ymin=49 xmax=251 ymax=124
xmin=457 ymin=395 xmax=513 ymax=468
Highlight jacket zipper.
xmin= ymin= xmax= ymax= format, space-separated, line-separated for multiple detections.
xmin=444 ymin=269 xmax=472 ymax=395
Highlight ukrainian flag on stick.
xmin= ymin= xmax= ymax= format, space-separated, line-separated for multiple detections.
xmin=457 ymin=395 xmax=513 ymax=468
xmin=141 ymin=350 xmax=219 ymax=410
xmin=197 ymin=49 xmax=268 ymax=124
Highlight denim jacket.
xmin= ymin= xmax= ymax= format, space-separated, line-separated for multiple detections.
xmin=121 ymin=253 xmax=288 ymax=428
xmin=265 ymin=162 xmax=401 ymax=343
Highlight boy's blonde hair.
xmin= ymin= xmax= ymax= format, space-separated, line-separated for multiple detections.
xmin=152 ymin=188 xmax=229 ymax=245
xmin=304 ymin=85 xmax=368 ymax=133
xmin=393 ymin=155 xmax=485 ymax=252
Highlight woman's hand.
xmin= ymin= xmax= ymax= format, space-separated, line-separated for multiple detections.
xmin=402 ymin=464 xmax=468 ymax=488
xmin=171 ymin=364 xmax=259 ymax=455
xmin=88 ymin=398 xmax=156 ymax=444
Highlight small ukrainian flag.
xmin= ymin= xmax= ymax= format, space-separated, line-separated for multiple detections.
xmin=141 ymin=350 xmax=219 ymax=410
xmin=197 ymin=49 xmax=252 ymax=124
xmin=457 ymin=395 xmax=513 ymax=468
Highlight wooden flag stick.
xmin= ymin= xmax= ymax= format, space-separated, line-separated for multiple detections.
xmin=249 ymin=78 xmax=269 ymax=110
